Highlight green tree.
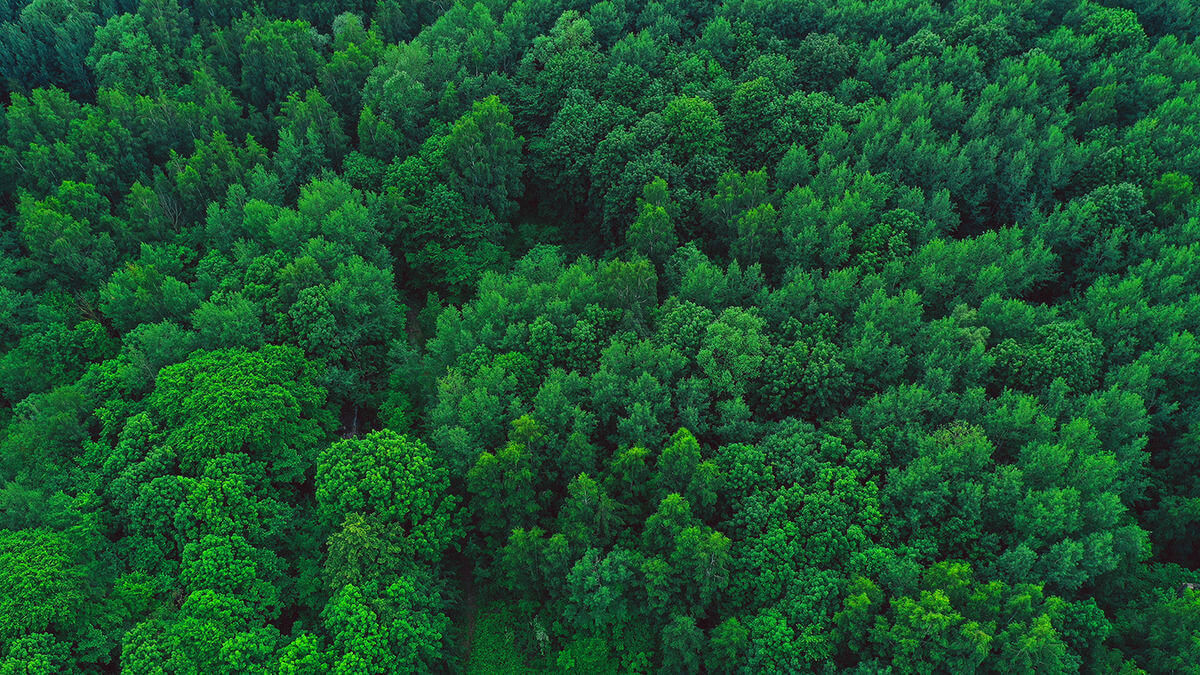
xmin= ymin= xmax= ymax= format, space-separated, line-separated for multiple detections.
xmin=317 ymin=430 xmax=462 ymax=564
xmin=236 ymin=15 xmax=325 ymax=111
xmin=149 ymin=345 xmax=334 ymax=482
xmin=0 ymin=529 xmax=84 ymax=644
xmin=323 ymin=577 xmax=451 ymax=674
xmin=17 ymin=181 xmax=118 ymax=293
xmin=662 ymin=95 xmax=726 ymax=166
xmin=440 ymin=95 xmax=525 ymax=224
xmin=627 ymin=176 xmax=678 ymax=266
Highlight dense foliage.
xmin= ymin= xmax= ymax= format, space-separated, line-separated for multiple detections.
xmin=2 ymin=0 xmax=1199 ymax=672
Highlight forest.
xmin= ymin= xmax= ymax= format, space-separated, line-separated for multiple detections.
xmin=1 ymin=0 xmax=1199 ymax=672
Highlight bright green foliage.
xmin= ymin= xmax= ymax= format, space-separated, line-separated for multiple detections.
xmin=1 ymin=632 xmax=72 ymax=674
xmin=323 ymin=577 xmax=451 ymax=674
xmin=150 ymin=345 xmax=334 ymax=481
xmin=179 ymin=534 xmax=282 ymax=619
xmin=662 ymin=96 xmax=726 ymax=165
xmin=276 ymin=632 xmax=330 ymax=674
xmin=2 ymin=1 xmax=1200 ymax=672
xmin=0 ymin=529 xmax=84 ymax=643
xmin=121 ymin=590 xmax=280 ymax=673
xmin=100 ymin=245 xmax=199 ymax=332
xmin=317 ymin=430 xmax=461 ymax=565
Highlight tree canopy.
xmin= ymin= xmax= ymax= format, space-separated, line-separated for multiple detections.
xmin=1 ymin=0 xmax=1199 ymax=672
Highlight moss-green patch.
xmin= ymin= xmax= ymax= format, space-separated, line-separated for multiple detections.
xmin=465 ymin=601 xmax=536 ymax=674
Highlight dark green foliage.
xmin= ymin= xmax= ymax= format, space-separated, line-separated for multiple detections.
xmin=1 ymin=0 xmax=1199 ymax=672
